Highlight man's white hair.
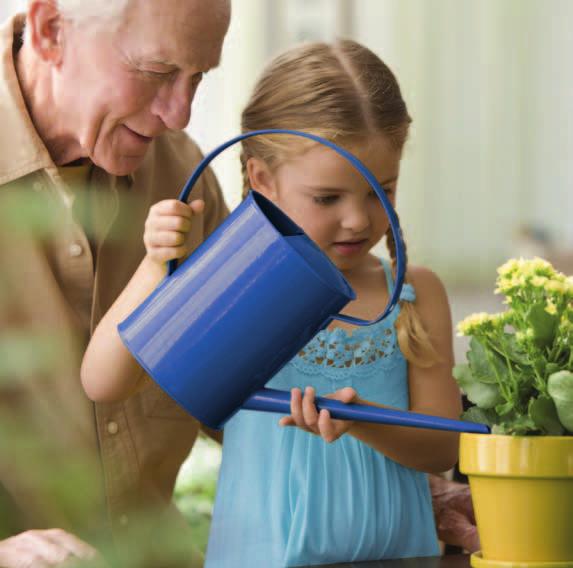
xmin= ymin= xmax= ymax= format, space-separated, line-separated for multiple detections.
xmin=56 ymin=0 xmax=131 ymax=25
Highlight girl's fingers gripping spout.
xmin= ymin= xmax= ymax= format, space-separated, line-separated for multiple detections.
xmin=301 ymin=386 xmax=320 ymax=433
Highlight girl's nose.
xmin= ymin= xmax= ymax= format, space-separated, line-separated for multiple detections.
xmin=341 ymin=203 xmax=370 ymax=234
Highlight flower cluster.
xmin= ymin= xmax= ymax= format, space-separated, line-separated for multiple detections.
xmin=454 ymin=258 xmax=573 ymax=436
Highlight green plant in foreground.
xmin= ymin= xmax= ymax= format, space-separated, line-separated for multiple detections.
xmin=454 ymin=257 xmax=573 ymax=435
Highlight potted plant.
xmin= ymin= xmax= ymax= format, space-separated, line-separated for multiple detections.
xmin=453 ymin=257 xmax=573 ymax=567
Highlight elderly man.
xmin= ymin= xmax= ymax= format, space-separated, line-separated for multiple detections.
xmin=0 ymin=0 xmax=229 ymax=566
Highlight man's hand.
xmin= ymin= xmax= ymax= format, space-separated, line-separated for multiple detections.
xmin=429 ymin=475 xmax=480 ymax=552
xmin=0 ymin=529 xmax=107 ymax=568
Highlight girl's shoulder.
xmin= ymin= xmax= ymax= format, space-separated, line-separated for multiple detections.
xmin=406 ymin=264 xmax=446 ymax=293
xmin=405 ymin=264 xmax=451 ymax=320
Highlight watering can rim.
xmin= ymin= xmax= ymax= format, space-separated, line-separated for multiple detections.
xmin=246 ymin=188 xmax=357 ymax=302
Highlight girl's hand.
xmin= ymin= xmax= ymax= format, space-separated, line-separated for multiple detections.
xmin=279 ymin=386 xmax=358 ymax=443
xmin=143 ymin=198 xmax=205 ymax=264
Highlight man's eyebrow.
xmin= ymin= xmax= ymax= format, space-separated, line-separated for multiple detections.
xmin=134 ymin=56 xmax=220 ymax=75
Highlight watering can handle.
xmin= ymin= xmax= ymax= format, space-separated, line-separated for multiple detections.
xmin=167 ymin=129 xmax=406 ymax=327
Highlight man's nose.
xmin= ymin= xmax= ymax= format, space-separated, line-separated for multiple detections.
xmin=153 ymin=79 xmax=195 ymax=131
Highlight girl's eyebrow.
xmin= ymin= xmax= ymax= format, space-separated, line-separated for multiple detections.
xmin=378 ymin=176 xmax=398 ymax=186
xmin=304 ymin=176 xmax=398 ymax=193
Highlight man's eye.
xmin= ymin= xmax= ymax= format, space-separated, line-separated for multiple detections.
xmin=313 ymin=195 xmax=338 ymax=206
xmin=141 ymin=69 xmax=175 ymax=80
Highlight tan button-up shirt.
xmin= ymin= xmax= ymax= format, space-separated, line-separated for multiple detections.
xmin=0 ymin=14 xmax=228 ymax=564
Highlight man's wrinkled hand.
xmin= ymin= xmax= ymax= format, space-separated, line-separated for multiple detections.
xmin=430 ymin=475 xmax=480 ymax=553
xmin=0 ymin=529 xmax=108 ymax=568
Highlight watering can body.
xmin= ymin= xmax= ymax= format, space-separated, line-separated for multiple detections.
xmin=119 ymin=190 xmax=355 ymax=429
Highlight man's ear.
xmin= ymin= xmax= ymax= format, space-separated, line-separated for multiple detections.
xmin=246 ymin=157 xmax=278 ymax=201
xmin=26 ymin=1 xmax=65 ymax=64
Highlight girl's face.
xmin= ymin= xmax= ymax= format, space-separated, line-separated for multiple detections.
xmin=248 ymin=135 xmax=402 ymax=273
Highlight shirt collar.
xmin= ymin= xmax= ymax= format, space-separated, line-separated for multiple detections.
xmin=0 ymin=14 xmax=56 ymax=185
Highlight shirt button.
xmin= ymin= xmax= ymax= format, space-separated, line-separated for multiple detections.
xmin=32 ymin=181 xmax=44 ymax=192
xmin=119 ymin=514 xmax=129 ymax=527
xmin=107 ymin=421 xmax=119 ymax=435
xmin=68 ymin=243 xmax=83 ymax=257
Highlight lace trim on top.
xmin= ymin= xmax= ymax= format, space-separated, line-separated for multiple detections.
xmin=291 ymin=279 xmax=416 ymax=378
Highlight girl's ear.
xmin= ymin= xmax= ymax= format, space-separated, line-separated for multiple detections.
xmin=27 ymin=1 xmax=65 ymax=65
xmin=246 ymin=157 xmax=278 ymax=201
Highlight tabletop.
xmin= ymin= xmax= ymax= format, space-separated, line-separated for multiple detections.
xmin=302 ymin=554 xmax=471 ymax=568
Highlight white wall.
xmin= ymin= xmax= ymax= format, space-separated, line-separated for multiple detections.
xmin=186 ymin=0 xmax=267 ymax=208
xmin=353 ymin=0 xmax=573 ymax=282
xmin=0 ymin=0 xmax=25 ymax=21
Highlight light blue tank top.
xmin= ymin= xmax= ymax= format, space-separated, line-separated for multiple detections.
xmin=205 ymin=259 xmax=439 ymax=567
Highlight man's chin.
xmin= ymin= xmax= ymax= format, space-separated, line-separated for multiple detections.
xmin=94 ymin=153 xmax=147 ymax=177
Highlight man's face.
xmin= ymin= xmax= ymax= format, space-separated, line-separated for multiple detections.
xmin=54 ymin=0 xmax=229 ymax=175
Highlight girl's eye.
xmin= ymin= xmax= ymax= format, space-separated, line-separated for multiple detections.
xmin=313 ymin=195 xmax=339 ymax=206
xmin=381 ymin=187 xmax=395 ymax=197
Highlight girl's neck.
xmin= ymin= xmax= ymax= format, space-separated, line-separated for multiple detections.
xmin=329 ymin=254 xmax=390 ymax=333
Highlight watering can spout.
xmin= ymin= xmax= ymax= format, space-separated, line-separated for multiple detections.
xmin=242 ymin=388 xmax=490 ymax=435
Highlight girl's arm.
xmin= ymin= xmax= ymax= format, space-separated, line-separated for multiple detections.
xmin=281 ymin=266 xmax=462 ymax=474
xmin=80 ymin=199 xmax=204 ymax=403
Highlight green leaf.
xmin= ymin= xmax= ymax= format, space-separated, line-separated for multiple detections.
xmin=461 ymin=406 xmax=499 ymax=427
xmin=529 ymin=396 xmax=565 ymax=436
xmin=467 ymin=338 xmax=508 ymax=384
xmin=495 ymin=334 xmax=531 ymax=365
xmin=453 ymin=364 xmax=504 ymax=409
xmin=527 ymin=304 xmax=559 ymax=349
xmin=492 ymin=414 xmax=538 ymax=435
xmin=548 ymin=371 xmax=573 ymax=433
xmin=495 ymin=400 xmax=515 ymax=416
xmin=546 ymin=363 xmax=562 ymax=376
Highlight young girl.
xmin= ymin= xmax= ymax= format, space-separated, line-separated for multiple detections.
xmin=81 ymin=40 xmax=462 ymax=566
xmin=205 ymin=40 xmax=462 ymax=566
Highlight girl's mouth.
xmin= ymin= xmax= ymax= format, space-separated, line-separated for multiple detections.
xmin=332 ymin=239 xmax=368 ymax=256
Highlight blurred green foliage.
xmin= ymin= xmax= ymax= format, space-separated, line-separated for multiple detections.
xmin=174 ymin=436 xmax=222 ymax=555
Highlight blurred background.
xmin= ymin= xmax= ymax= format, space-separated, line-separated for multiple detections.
xmin=2 ymin=0 xmax=572 ymax=556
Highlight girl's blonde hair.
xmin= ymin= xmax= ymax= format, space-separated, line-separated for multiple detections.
xmin=240 ymin=39 xmax=439 ymax=368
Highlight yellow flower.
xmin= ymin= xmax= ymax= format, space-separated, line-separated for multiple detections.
xmin=531 ymin=257 xmax=553 ymax=272
xmin=532 ymin=276 xmax=548 ymax=287
xmin=457 ymin=313 xmax=489 ymax=336
xmin=457 ymin=312 xmax=506 ymax=336
xmin=545 ymin=280 xmax=566 ymax=295
xmin=545 ymin=300 xmax=558 ymax=316
xmin=516 ymin=328 xmax=535 ymax=344
xmin=497 ymin=258 xmax=520 ymax=278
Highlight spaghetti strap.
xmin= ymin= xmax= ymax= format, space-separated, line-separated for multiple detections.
xmin=380 ymin=257 xmax=416 ymax=303
xmin=380 ymin=258 xmax=395 ymax=294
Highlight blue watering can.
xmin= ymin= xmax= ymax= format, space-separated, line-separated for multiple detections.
xmin=118 ymin=130 xmax=489 ymax=435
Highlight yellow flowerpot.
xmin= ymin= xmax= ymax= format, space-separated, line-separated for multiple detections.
xmin=460 ymin=433 xmax=573 ymax=568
